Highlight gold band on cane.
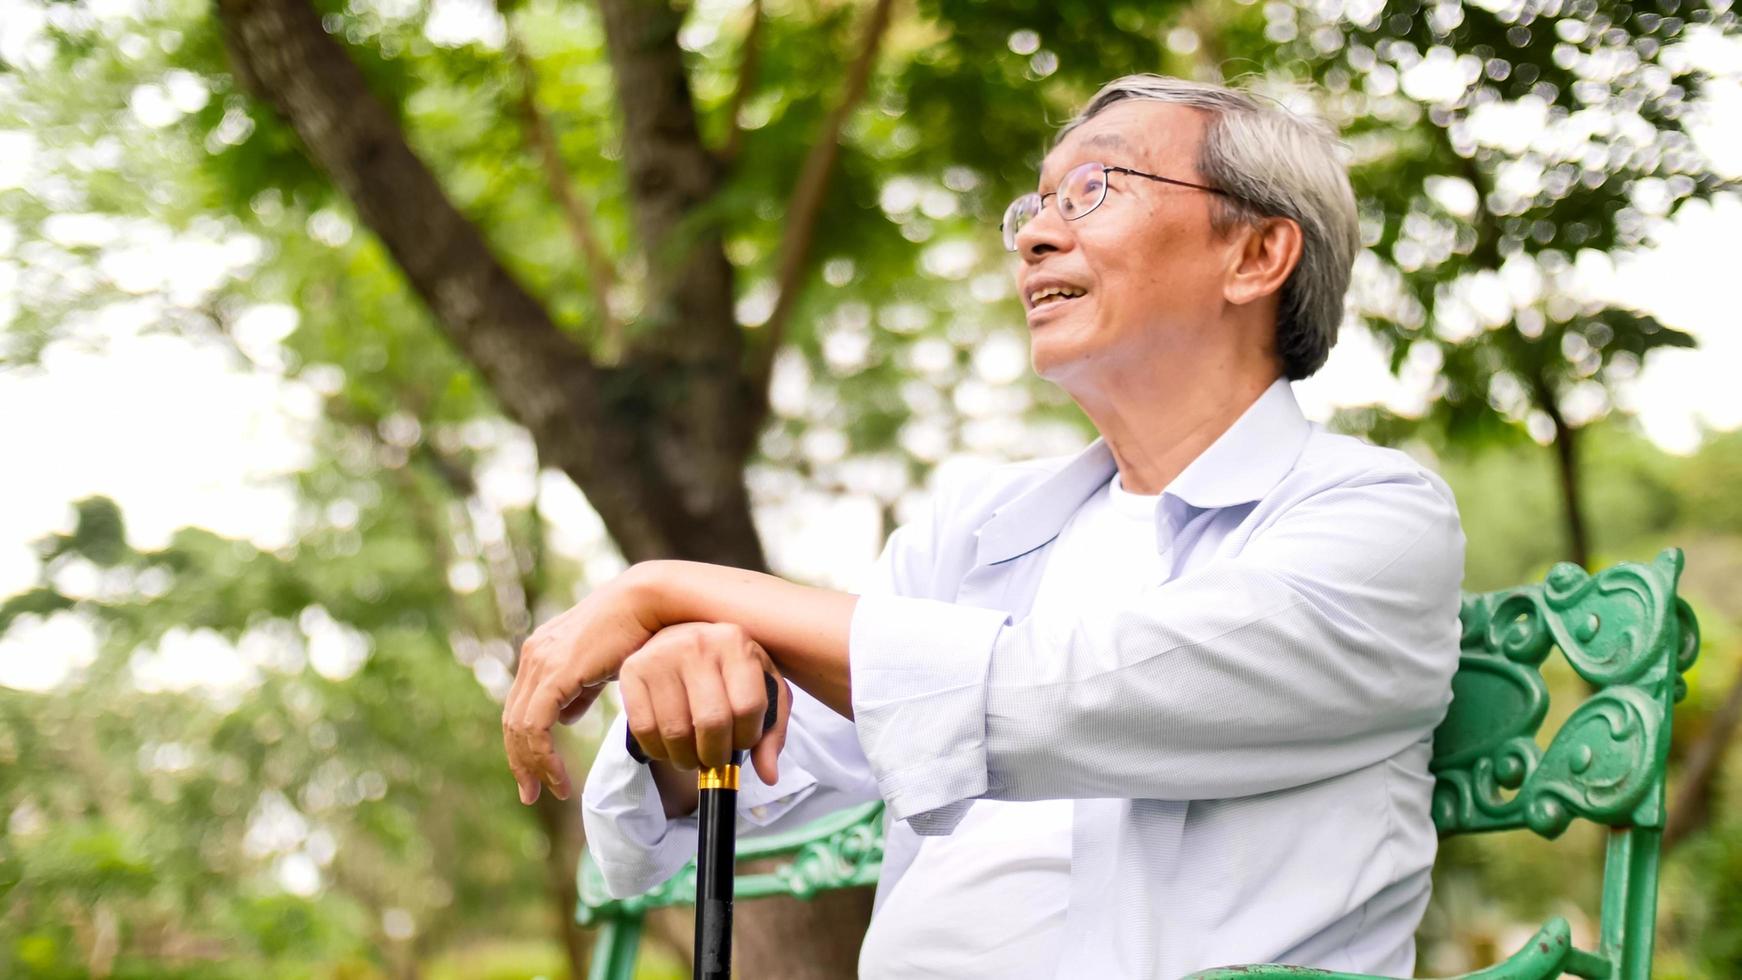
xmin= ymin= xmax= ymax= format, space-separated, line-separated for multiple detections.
xmin=697 ymin=765 xmax=740 ymax=791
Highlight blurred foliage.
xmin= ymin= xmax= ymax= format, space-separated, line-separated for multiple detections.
xmin=0 ymin=425 xmax=594 ymax=974
xmin=1 ymin=0 xmax=1740 ymax=976
xmin=1296 ymin=1 xmax=1721 ymax=429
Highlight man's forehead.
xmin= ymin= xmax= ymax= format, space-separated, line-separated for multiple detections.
xmin=1039 ymin=102 xmax=1201 ymax=180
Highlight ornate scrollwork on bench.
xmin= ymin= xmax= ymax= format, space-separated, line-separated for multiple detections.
xmin=749 ymin=808 xmax=886 ymax=900
xmin=576 ymin=801 xmax=887 ymax=924
xmin=1430 ymin=549 xmax=1698 ymax=839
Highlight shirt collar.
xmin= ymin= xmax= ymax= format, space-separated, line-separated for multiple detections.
xmin=973 ymin=378 xmax=1310 ymax=565
xmin=1163 ymin=377 xmax=1310 ymax=509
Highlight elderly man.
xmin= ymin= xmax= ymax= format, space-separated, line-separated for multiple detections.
xmin=503 ymin=74 xmax=1464 ymax=978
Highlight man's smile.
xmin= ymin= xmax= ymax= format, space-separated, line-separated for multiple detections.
xmin=1026 ymin=295 xmax=1084 ymax=328
xmin=1029 ymin=284 xmax=1086 ymax=306
xmin=1022 ymin=273 xmax=1091 ymax=325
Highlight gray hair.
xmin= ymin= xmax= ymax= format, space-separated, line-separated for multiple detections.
xmin=1057 ymin=75 xmax=1359 ymax=380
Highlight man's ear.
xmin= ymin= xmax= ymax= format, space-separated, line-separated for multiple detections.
xmin=1223 ymin=216 xmax=1303 ymax=308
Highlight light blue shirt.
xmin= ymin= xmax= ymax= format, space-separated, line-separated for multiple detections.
xmin=582 ymin=378 xmax=1465 ymax=978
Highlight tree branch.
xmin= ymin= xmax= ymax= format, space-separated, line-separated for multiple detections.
xmin=593 ymin=0 xmax=739 ymax=359
xmin=750 ymin=0 xmax=898 ymax=402
xmin=1457 ymin=147 xmax=1503 ymax=271
xmin=502 ymin=20 xmax=625 ymax=361
xmin=1528 ymin=367 xmax=1591 ymax=570
xmin=719 ymin=0 xmax=765 ymax=164
xmin=213 ymin=0 xmax=713 ymax=564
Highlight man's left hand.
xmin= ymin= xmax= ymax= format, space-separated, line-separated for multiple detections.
xmin=502 ymin=571 xmax=660 ymax=804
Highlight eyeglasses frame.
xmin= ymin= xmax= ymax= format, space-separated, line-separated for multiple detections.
xmin=1000 ymin=162 xmax=1232 ymax=252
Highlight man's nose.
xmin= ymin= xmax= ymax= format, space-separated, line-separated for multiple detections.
xmin=1014 ymin=202 xmax=1073 ymax=261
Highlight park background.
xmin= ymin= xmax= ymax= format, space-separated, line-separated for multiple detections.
xmin=2 ymin=0 xmax=1741 ymax=976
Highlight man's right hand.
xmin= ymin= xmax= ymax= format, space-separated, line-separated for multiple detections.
xmin=618 ymin=622 xmax=793 ymax=795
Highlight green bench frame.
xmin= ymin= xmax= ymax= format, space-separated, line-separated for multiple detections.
xmin=577 ymin=550 xmax=1700 ymax=980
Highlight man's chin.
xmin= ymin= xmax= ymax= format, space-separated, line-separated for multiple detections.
xmin=1029 ymin=342 xmax=1089 ymax=384
xmin=1028 ymin=312 xmax=1091 ymax=358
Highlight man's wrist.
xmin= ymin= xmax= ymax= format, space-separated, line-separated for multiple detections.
xmin=625 ymin=559 xmax=733 ymax=632
xmin=621 ymin=559 xmax=683 ymax=633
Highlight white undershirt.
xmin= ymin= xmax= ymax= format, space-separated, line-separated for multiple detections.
xmin=858 ymin=474 xmax=1164 ymax=979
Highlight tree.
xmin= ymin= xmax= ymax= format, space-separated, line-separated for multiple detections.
xmin=1263 ymin=0 xmax=1737 ymax=569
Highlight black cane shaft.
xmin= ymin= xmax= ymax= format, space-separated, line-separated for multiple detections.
xmin=694 ymin=754 xmax=742 ymax=980
xmin=620 ymin=673 xmax=778 ymax=980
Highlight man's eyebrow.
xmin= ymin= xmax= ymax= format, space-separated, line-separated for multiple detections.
xmin=1083 ymin=133 xmax=1130 ymax=152
xmin=1037 ymin=132 xmax=1132 ymax=186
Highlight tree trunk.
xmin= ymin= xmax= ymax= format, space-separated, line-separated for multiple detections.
xmin=212 ymin=0 xmax=873 ymax=974
xmin=1532 ymin=376 xmax=1591 ymax=569
xmin=213 ymin=0 xmax=764 ymax=570
xmin=1548 ymin=416 xmax=1591 ymax=570
xmin=532 ymin=792 xmax=593 ymax=977
xmin=1665 ymin=664 xmax=1742 ymax=850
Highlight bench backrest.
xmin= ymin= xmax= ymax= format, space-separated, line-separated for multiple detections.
xmin=1429 ymin=548 xmax=1697 ymax=978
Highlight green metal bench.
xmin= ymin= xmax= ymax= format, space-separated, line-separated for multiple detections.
xmin=577 ymin=550 xmax=1700 ymax=980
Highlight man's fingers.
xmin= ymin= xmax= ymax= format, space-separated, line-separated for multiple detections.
xmin=722 ymin=651 xmax=771 ymax=752
xmin=683 ymin=660 xmax=735 ymax=770
xmin=646 ymin=669 xmax=700 ymax=770
xmin=535 ymin=653 xmax=596 ymax=735
xmin=504 ymin=725 xmax=539 ymax=804
xmin=545 ymin=756 xmax=573 ymax=801
xmin=506 ymin=631 xmax=545 ymax=727
xmin=751 ymin=673 xmax=792 ymax=787
xmin=502 ymin=579 xmax=668 ymax=803
xmin=531 ymin=690 xmax=574 ymax=801
xmin=619 ymin=671 xmax=662 ymax=764
xmin=505 ymin=707 xmax=541 ymax=805
xmin=510 ymin=731 xmax=543 ymax=804
xmin=523 ymin=680 xmax=575 ymax=800
xmin=504 ymin=630 xmax=551 ymax=804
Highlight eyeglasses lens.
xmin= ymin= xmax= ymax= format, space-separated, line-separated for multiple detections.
xmin=1057 ymin=162 xmax=1107 ymax=219
xmin=1001 ymin=195 xmax=1040 ymax=251
xmin=1001 ymin=162 xmax=1109 ymax=252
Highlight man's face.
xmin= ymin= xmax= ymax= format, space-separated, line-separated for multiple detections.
xmin=1013 ymin=101 xmax=1236 ymax=387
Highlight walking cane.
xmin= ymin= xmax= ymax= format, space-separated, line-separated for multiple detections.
xmin=627 ymin=673 xmax=780 ymax=980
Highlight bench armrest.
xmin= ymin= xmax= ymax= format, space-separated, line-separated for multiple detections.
xmin=1183 ymin=917 xmax=1612 ymax=980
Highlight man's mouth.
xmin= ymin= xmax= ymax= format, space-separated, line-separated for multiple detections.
xmin=1028 ymin=285 xmax=1087 ymax=310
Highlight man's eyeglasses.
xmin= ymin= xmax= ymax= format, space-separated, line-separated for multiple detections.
xmin=1000 ymin=161 xmax=1229 ymax=252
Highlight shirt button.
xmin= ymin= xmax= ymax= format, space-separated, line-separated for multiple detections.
xmin=750 ymin=805 xmax=769 ymax=820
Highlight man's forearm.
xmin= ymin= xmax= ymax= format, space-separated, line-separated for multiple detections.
xmin=631 ymin=560 xmax=857 ymax=718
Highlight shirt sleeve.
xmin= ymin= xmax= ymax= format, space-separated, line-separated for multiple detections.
xmin=580 ymin=683 xmax=885 ymax=899
xmin=580 ymin=712 xmax=700 ymax=898
xmin=848 ymin=467 xmax=1465 ymax=835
